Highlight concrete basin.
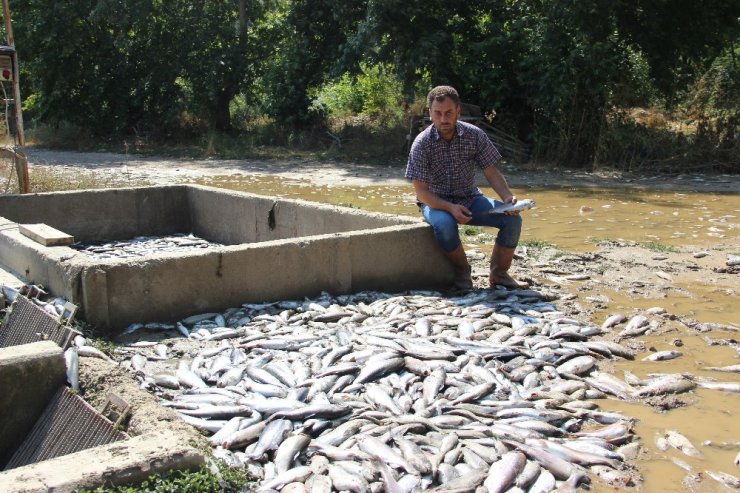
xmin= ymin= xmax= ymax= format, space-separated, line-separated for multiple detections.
xmin=0 ymin=185 xmax=451 ymax=334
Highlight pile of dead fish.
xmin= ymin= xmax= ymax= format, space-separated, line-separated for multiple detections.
xmin=107 ymin=288 xmax=674 ymax=492
xmin=71 ymin=233 xmax=222 ymax=259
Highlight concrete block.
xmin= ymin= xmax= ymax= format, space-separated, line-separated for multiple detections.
xmin=18 ymin=223 xmax=74 ymax=246
xmin=0 ymin=341 xmax=66 ymax=468
xmin=0 ymin=432 xmax=205 ymax=493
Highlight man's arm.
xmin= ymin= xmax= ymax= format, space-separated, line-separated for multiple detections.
xmin=482 ymin=166 xmax=516 ymax=204
xmin=412 ymin=179 xmax=473 ymax=224
xmin=482 ymin=166 xmax=523 ymax=216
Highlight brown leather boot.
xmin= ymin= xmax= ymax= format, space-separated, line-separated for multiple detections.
xmin=489 ymin=245 xmax=529 ymax=289
xmin=444 ymin=245 xmax=473 ymax=290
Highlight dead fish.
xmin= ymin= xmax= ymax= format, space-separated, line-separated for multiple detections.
xmin=665 ymin=430 xmax=703 ymax=459
xmin=601 ymin=313 xmax=627 ymax=330
xmin=642 ymin=350 xmax=682 ymax=362
xmin=76 ymin=345 xmax=116 ymax=363
xmin=431 ymin=467 xmax=487 ymax=492
xmin=221 ymin=421 xmax=267 ymax=450
xmin=527 ymin=468 xmax=556 ymax=493
xmin=483 ymin=451 xmax=527 ymax=493
xmin=504 ymin=440 xmax=576 ymax=481
xmin=618 ymin=315 xmax=649 ymax=339
xmin=488 ymin=199 xmax=536 ymax=215
xmin=696 ymin=381 xmax=740 ymax=393
xmin=260 ymin=465 xmax=312 ymax=491
xmin=704 ymin=364 xmax=740 ymax=374
xmin=357 ymin=435 xmax=418 ymax=475
xmin=153 ymin=373 xmax=180 ymax=389
xmin=273 ymin=433 xmax=311 ymax=474
xmin=705 ymin=470 xmax=740 ymax=489
xmin=556 ymin=355 xmax=596 ymax=376
xmin=372 ymin=457 xmax=403 ymax=493
xmin=64 ymin=347 xmax=80 ymax=392
xmin=634 ymin=374 xmax=696 ymax=397
xmin=249 ymin=418 xmax=293 ymax=460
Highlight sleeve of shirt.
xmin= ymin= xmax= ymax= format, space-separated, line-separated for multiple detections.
xmin=475 ymin=128 xmax=503 ymax=170
xmin=405 ymin=133 xmax=431 ymax=183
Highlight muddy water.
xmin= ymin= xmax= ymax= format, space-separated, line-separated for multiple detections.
xmin=195 ymin=174 xmax=739 ymax=251
xmin=193 ymin=174 xmax=739 ymax=491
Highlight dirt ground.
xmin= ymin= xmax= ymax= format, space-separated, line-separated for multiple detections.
xmin=25 ymin=147 xmax=739 ymax=192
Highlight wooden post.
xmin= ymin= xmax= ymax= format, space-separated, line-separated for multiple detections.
xmin=2 ymin=0 xmax=29 ymax=194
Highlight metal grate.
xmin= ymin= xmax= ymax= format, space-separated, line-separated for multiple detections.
xmin=4 ymin=387 xmax=128 ymax=470
xmin=0 ymin=295 xmax=79 ymax=349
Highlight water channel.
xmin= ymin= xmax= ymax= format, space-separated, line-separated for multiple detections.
xmin=187 ymin=172 xmax=738 ymax=492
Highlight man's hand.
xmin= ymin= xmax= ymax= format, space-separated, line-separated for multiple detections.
xmin=503 ymin=195 xmax=520 ymax=215
xmin=449 ymin=204 xmax=473 ymax=223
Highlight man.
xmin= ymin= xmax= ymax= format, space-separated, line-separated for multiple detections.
xmin=405 ymin=85 xmax=528 ymax=290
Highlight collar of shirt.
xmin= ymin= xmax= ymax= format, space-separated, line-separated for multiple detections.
xmin=429 ymin=122 xmax=467 ymax=142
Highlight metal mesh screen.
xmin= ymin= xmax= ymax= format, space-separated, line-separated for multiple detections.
xmin=4 ymin=387 xmax=128 ymax=470
xmin=0 ymin=295 xmax=77 ymax=349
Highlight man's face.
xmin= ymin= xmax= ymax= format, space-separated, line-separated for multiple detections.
xmin=429 ymin=97 xmax=460 ymax=141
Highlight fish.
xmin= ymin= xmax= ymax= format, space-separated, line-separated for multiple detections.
xmin=704 ymin=364 xmax=740 ymax=373
xmin=248 ymin=418 xmax=293 ymax=460
xmin=705 ymin=470 xmax=740 ymax=489
xmin=483 ymin=451 xmax=527 ymax=493
xmin=601 ymin=313 xmax=627 ymax=330
xmin=664 ymin=430 xmax=703 ymax=458
xmin=642 ymin=350 xmax=682 ymax=362
xmin=488 ymin=199 xmax=536 ymax=215
xmin=64 ymin=348 xmax=80 ymax=392
xmin=618 ymin=315 xmax=649 ymax=339
xmin=634 ymin=374 xmax=696 ymax=397
xmin=273 ymin=433 xmax=311 ymax=474
xmin=110 ymin=286 xmax=662 ymax=491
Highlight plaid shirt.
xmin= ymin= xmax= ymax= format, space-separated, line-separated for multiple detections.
xmin=406 ymin=121 xmax=502 ymax=208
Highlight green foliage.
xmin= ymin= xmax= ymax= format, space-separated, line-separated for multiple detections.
xmin=311 ymin=63 xmax=406 ymax=127
xmin=460 ymin=225 xmax=483 ymax=236
xmin=520 ymin=239 xmax=558 ymax=249
xmin=641 ymin=241 xmax=679 ymax=253
xmin=11 ymin=0 xmax=739 ymax=171
xmin=79 ymin=463 xmax=248 ymax=493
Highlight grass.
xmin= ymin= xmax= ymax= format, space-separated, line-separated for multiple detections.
xmin=640 ymin=241 xmax=679 ymax=253
xmin=1 ymin=159 xmax=148 ymax=194
xmin=459 ymin=225 xmax=497 ymax=244
xmin=79 ymin=461 xmax=249 ymax=493
xmin=520 ymin=239 xmax=558 ymax=249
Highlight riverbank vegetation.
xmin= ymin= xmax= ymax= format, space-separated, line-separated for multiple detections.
xmin=6 ymin=1 xmax=739 ymax=172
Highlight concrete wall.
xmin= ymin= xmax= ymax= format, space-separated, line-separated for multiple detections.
xmin=78 ymin=223 xmax=451 ymax=332
xmin=0 ymin=187 xmax=190 ymax=242
xmin=185 ymin=185 xmax=417 ymax=245
xmin=0 ymin=432 xmax=205 ymax=493
xmin=0 ymin=217 xmax=86 ymax=303
xmin=0 ymin=185 xmax=453 ymax=333
xmin=0 ymin=341 xmax=66 ymax=468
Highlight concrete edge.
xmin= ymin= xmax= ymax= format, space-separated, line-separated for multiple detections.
xmin=0 ymin=432 xmax=205 ymax=493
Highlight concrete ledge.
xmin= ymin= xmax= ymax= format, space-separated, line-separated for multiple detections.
xmin=0 ymin=341 xmax=65 ymax=468
xmin=0 ymin=432 xmax=205 ymax=493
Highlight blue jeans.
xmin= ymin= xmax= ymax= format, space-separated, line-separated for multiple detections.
xmin=421 ymin=195 xmax=522 ymax=252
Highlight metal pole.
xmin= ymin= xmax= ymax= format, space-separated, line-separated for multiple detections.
xmin=2 ymin=0 xmax=29 ymax=194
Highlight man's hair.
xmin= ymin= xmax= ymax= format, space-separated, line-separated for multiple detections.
xmin=427 ymin=86 xmax=460 ymax=109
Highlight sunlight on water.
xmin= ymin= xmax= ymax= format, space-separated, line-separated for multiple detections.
xmin=192 ymin=174 xmax=739 ymax=252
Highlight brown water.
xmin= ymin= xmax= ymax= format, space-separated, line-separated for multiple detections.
xmin=192 ymin=173 xmax=739 ymax=491
xmin=194 ymin=174 xmax=739 ymax=252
